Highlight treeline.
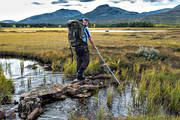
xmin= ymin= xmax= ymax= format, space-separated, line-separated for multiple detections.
xmin=0 ymin=22 xmax=164 ymax=28
xmin=89 ymin=22 xmax=154 ymax=27
xmin=0 ymin=23 xmax=64 ymax=28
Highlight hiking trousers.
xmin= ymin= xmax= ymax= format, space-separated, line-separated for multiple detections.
xmin=75 ymin=46 xmax=90 ymax=77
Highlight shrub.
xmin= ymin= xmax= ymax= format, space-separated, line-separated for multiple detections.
xmin=136 ymin=46 xmax=159 ymax=60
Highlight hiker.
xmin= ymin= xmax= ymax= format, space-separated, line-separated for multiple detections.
xmin=68 ymin=18 xmax=97 ymax=80
xmin=75 ymin=18 xmax=97 ymax=80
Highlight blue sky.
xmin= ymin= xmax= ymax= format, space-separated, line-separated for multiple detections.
xmin=0 ymin=0 xmax=179 ymax=21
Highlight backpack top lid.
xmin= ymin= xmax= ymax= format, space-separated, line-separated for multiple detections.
xmin=67 ymin=20 xmax=83 ymax=28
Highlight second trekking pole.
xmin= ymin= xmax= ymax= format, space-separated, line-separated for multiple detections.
xmin=96 ymin=48 xmax=121 ymax=85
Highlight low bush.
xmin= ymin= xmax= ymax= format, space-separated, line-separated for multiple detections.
xmin=136 ymin=46 xmax=159 ymax=60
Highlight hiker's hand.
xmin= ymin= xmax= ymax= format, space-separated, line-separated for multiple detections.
xmin=94 ymin=46 xmax=98 ymax=51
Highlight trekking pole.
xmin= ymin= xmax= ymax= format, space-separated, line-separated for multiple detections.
xmin=96 ymin=48 xmax=121 ymax=85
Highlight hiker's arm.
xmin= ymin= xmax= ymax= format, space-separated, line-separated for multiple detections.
xmin=89 ymin=37 xmax=97 ymax=50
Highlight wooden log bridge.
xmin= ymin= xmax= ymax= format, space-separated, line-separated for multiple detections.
xmin=18 ymin=74 xmax=112 ymax=120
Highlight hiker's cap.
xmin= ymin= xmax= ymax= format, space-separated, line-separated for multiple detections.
xmin=83 ymin=18 xmax=90 ymax=23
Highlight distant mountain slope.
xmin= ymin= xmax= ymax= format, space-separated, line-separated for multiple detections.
xmin=17 ymin=4 xmax=179 ymax=24
xmin=19 ymin=9 xmax=82 ymax=24
xmin=0 ymin=20 xmax=16 ymax=23
xmin=73 ymin=4 xmax=139 ymax=24
xmin=136 ymin=4 xmax=180 ymax=24
xmin=139 ymin=8 xmax=171 ymax=16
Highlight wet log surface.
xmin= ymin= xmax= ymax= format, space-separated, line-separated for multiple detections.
xmin=18 ymin=75 xmax=112 ymax=120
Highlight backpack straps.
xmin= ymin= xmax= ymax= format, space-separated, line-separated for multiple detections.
xmin=69 ymin=46 xmax=74 ymax=62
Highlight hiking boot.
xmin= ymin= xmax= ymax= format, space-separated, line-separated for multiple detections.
xmin=77 ymin=72 xmax=85 ymax=80
xmin=77 ymin=76 xmax=85 ymax=80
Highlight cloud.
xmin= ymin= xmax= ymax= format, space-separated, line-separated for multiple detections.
xmin=60 ymin=4 xmax=82 ymax=6
xmin=110 ymin=0 xmax=136 ymax=4
xmin=32 ymin=2 xmax=44 ymax=5
xmin=109 ymin=0 xmax=176 ymax=3
xmin=51 ymin=0 xmax=68 ymax=4
xmin=79 ymin=0 xmax=96 ymax=2
xmin=143 ymin=0 xmax=175 ymax=2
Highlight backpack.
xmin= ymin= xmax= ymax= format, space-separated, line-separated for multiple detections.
xmin=67 ymin=20 xmax=85 ymax=47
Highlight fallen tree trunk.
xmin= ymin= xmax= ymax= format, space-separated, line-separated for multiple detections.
xmin=18 ymin=75 xmax=112 ymax=120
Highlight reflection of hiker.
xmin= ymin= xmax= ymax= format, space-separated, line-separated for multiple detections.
xmin=68 ymin=18 xmax=97 ymax=80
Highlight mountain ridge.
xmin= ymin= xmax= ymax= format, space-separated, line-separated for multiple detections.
xmin=0 ymin=20 xmax=16 ymax=23
xmin=135 ymin=4 xmax=180 ymax=24
xmin=16 ymin=4 xmax=180 ymax=24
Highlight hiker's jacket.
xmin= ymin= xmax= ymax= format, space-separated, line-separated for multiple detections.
xmin=82 ymin=25 xmax=91 ymax=44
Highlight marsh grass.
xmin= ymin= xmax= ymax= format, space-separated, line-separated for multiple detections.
xmin=84 ymin=58 xmax=105 ymax=75
xmin=67 ymin=110 xmax=76 ymax=120
xmin=52 ymin=60 xmax=62 ymax=71
xmin=117 ymin=82 xmax=124 ymax=95
xmin=97 ymin=105 xmax=104 ymax=120
xmin=118 ymin=115 xmax=180 ymax=120
xmin=106 ymin=87 xmax=113 ymax=108
xmin=27 ymin=74 xmax=31 ymax=88
xmin=0 ymin=28 xmax=180 ymax=116
xmin=7 ymin=63 xmax=12 ymax=77
xmin=63 ymin=59 xmax=76 ymax=76
xmin=20 ymin=60 xmax=24 ymax=76
xmin=43 ymin=73 xmax=46 ymax=84
xmin=0 ymin=62 xmax=3 ymax=73
xmin=151 ymin=33 xmax=165 ymax=40
xmin=0 ymin=63 xmax=14 ymax=104
xmin=63 ymin=58 xmax=105 ymax=77
xmin=134 ymin=65 xmax=180 ymax=115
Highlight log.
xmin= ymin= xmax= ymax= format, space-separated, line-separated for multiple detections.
xmin=18 ymin=76 xmax=111 ymax=120
xmin=0 ymin=110 xmax=6 ymax=119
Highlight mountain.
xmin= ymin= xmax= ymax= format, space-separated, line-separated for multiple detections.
xmin=72 ymin=4 xmax=139 ymax=24
xmin=19 ymin=9 xmax=82 ymax=24
xmin=0 ymin=20 xmax=16 ymax=23
xmin=18 ymin=4 xmax=180 ymax=24
xmin=139 ymin=8 xmax=171 ymax=16
xmin=136 ymin=4 xmax=180 ymax=24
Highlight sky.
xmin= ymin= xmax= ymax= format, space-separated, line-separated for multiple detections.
xmin=0 ymin=0 xmax=179 ymax=21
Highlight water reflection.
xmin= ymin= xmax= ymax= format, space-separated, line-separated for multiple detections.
xmin=0 ymin=58 xmax=63 ymax=101
xmin=90 ymin=30 xmax=167 ymax=33
xmin=0 ymin=58 xmax=138 ymax=119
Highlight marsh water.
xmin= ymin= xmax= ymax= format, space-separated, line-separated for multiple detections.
xmin=90 ymin=30 xmax=167 ymax=33
xmin=0 ymin=58 xmax=138 ymax=119
xmin=8 ymin=29 xmax=167 ymax=33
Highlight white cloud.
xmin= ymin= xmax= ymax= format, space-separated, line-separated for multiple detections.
xmin=0 ymin=0 xmax=179 ymax=21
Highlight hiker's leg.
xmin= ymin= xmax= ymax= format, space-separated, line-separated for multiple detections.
xmin=78 ymin=48 xmax=89 ymax=77
xmin=75 ymin=47 xmax=82 ymax=72
xmin=75 ymin=47 xmax=85 ymax=79
xmin=82 ymin=51 xmax=90 ymax=71
xmin=76 ymin=55 xmax=83 ymax=73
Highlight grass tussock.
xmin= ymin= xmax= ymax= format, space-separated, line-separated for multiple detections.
xmin=106 ymin=87 xmax=113 ymax=107
xmin=134 ymin=65 xmax=180 ymax=115
xmin=118 ymin=115 xmax=180 ymax=120
xmin=63 ymin=58 xmax=106 ymax=77
xmin=63 ymin=59 xmax=76 ymax=75
xmin=0 ymin=63 xmax=14 ymax=104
